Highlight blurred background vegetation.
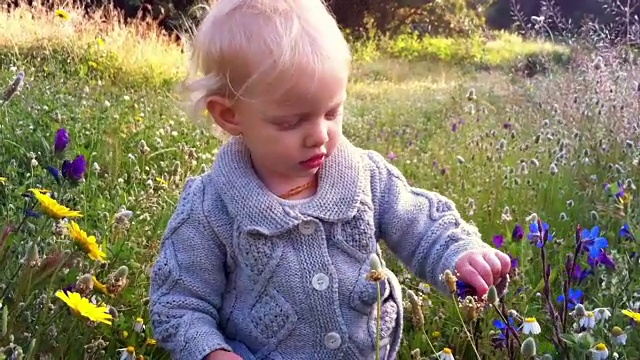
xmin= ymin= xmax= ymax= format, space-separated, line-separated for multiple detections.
xmin=5 ymin=0 xmax=639 ymax=42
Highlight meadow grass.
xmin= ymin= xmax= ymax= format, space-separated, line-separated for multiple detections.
xmin=1 ymin=1 xmax=640 ymax=360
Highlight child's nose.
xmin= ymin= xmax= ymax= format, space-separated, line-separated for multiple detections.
xmin=305 ymin=122 xmax=329 ymax=147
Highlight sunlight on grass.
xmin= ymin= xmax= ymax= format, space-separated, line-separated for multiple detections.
xmin=0 ymin=0 xmax=188 ymax=85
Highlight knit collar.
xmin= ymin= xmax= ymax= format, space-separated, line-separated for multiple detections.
xmin=212 ymin=136 xmax=364 ymax=235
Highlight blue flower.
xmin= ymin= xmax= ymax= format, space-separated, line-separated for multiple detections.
xmin=491 ymin=317 xmax=517 ymax=349
xmin=581 ymin=226 xmax=608 ymax=258
xmin=528 ymin=221 xmax=552 ymax=247
xmin=620 ymin=223 xmax=634 ymax=241
xmin=557 ymin=288 xmax=584 ymax=310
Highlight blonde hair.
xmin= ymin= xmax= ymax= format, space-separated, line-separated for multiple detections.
xmin=178 ymin=0 xmax=352 ymax=136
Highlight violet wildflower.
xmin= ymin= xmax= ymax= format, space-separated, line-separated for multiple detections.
xmin=456 ymin=280 xmax=476 ymax=299
xmin=493 ymin=234 xmax=505 ymax=248
xmin=512 ymin=224 xmax=525 ymax=241
xmin=61 ymin=155 xmax=87 ymax=182
xmin=568 ymin=263 xmax=591 ymax=283
xmin=387 ymin=152 xmax=397 ymax=161
xmin=556 ymin=288 xmax=583 ymax=311
xmin=588 ymin=251 xmax=616 ymax=270
xmin=54 ymin=128 xmax=70 ymax=154
xmin=451 ymin=122 xmax=458 ymax=132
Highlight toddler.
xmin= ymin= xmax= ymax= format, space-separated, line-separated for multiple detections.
xmin=149 ymin=0 xmax=511 ymax=359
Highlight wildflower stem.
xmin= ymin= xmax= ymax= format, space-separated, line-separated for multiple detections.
xmin=492 ymin=303 xmax=521 ymax=347
xmin=375 ymin=281 xmax=381 ymax=360
xmin=540 ymin=245 xmax=566 ymax=354
xmin=422 ymin=329 xmax=438 ymax=356
xmin=452 ymin=295 xmax=482 ymax=360
xmin=562 ymin=227 xmax=583 ymax=332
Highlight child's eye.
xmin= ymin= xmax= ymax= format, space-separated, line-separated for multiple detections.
xmin=325 ymin=108 xmax=342 ymax=120
xmin=277 ymin=120 xmax=300 ymax=130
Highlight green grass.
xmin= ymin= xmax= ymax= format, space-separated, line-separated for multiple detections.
xmin=1 ymin=1 xmax=640 ymax=360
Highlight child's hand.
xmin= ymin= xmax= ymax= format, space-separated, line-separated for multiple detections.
xmin=455 ymin=249 xmax=511 ymax=297
xmin=206 ymin=350 xmax=244 ymax=360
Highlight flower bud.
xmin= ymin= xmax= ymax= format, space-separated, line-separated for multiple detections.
xmin=487 ymin=285 xmax=499 ymax=305
xmin=442 ymin=270 xmax=458 ymax=294
xmin=369 ymin=254 xmax=382 ymax=272
xmin=521 ymin=337 xmax=537 ymax=358
xmin=114 ymin=266 xmax=129 ymax=279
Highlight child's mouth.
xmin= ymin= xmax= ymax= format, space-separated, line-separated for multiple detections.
xmin=299 ymin=154 xmax=326 ymax=169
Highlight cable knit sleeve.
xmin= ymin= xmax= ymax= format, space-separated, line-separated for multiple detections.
xmin=149 ymin=176 xmax=232 ymax=360
xmin=366 ymin=151 xmax=492 ymax=294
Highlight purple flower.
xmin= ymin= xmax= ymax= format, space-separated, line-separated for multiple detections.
xmin=451 ymin=123 xmax=458 ymax=132
xmin=557 ymin=288 xmax=584 ymax=310
xmin=512 ymin=224 xmax=524 ymax=241
xmin=456 ymin=280 xmax=476 ymax=299
xmin=502 ymin=122 xmax=512 ymax=130
xmin=588 ymin=251 xmax=616 ymax=270
xmin=493 ymin=234 xmax=505 ymax=248
xmin=54 ymin=128 xmax=70 ymax=154
xmin=568 ymin=263 xmax=591 ymax=283
xmin=387 ymin=152 xmax=397 ymax=161
xmin=510 ymin=255 xmax=519 ymax=269
xmin=61 ymin=155 xmax=87 ymax=182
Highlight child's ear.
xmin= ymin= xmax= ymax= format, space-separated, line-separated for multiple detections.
xmin=206 ymin=95 xmax=242 ymax=136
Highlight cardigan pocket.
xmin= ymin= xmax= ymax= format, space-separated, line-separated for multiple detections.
xmin=332 ymin=203 xmax=377 ymax=257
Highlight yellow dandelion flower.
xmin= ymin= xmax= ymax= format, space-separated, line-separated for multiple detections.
xmin=29 ymin=189 xmax=82 ymax=220
xmin=55 ymin=290 xmax=112 ymax=325
xmin=55 ymin=9 xmax=70 ymax=21
xmin=156 ymin=177 xmax=168 ymax=186
xmin=67 ymin=221 xmax=107 ymax=262
xmin=146 ymin=338 xmax=157 ymax=346
xmin=622 ymin=309 xmax=640 ymax=322
xmin=91 ymin=276 xmax=110 ymax=295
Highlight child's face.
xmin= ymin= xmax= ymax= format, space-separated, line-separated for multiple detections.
xmin=234 ymin=66 xmax=348 ymax=185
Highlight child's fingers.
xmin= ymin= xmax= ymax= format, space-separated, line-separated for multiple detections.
xmin=494 ymin=251 xmax=512 ymax=278
xmin=482 ymin=251 xmax=503 ymax=283
xmin=457 ymin=260 xmax=489 ymax=296
xmin=469 ymin=255 xmax=494 ymax=286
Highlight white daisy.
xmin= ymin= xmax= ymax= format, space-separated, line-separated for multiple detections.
xmin=522 ymin=317 xmax=541 ymax=335
xmin=590 ymin=343 xmax=609 ymax=360
xmin=133 ymin=317 xmax=145 ymax=333
xmin=438 ymin=347 xmax=455 ymax=360
xmin=118 ymin=346 xmax=136 ymax=360
xmin=580 ymin=311 xmax=596 ymax=329
xmin=594 ymin=308 xmax=611 ymax=322
xmin=611 ymin=326 xmax=627 ymax=346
